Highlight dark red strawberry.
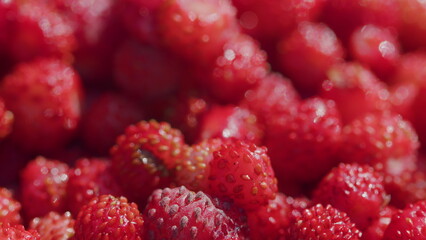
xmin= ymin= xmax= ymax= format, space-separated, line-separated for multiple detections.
xmin=143 ymin=186 xmax=246 ymax=239
xmin=74 ymin=195 xmax=144 ymax=240
xmin=29 ymin=211 xmax=75 ymax=240
xmin=362 ymin=206 xmax=396 ymax=240
xmin=313 ymin=163 xmax=387 ymax=230
xmin=0 ymin=223 xmax=40 ymax=240
xmin=0 ymin=187 xmax=21 ymax=224
xmin=288 ymin=204 xmax=362 ymax=240
xmin=208 ymin=140 xmax=278 ymax=210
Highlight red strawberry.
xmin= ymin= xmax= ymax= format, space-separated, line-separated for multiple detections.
xmin=175 ymin=138 xmax=224 ymax=192
xmin=197 ymin=105 xmax=263 ymax=145
xmin=156 ymin=0 xmax=239 ymax=64
xmin=321 ymin=62 xmax=391 ymax=124
xmin=110 ymin=120 xmax=186 ymax=204
xmin=0 ymin=58 xmax=83 ymax=154
xmin=398 ymin=0 xmax=426 ymax=50
xmin=66 ymin=158 xmax=123 ymax=217
xmin=288 ymin=204 xmax=362 ymax=240
xmin=0 ymin=98 xmax=13 ymax=139
xmin=313 ymin=163 xmax=387 ymax=230
xmin=0 ymin=223 xmax=40 ymax=240
xmin=143 ymin=186 xmax=246 ymax=239
xmin=277 ymin=22 xmax=345 ymax=96
xmin=29 ymin=211 xmax=75 ymax=240
xmin=410 ymin=84 xmax=426 ymax=151
xmin=382 ymin=200 xmax=426 ymax=240
xmin=265 ymin=97 xmax=342 ymax=184
xmin=20 ymin=157 xmax=69 ymax=220
xmin=74 ymin=195 xmax=144 ymax=240
xmin=387 ymin=169 xmax=426 ymax=208
xmin=362 ymin=206 xmax=395 ymax=240
xmin=208 ymin=140 xmax=278 ymax=210
xmin=246 ymin=193 xmax=291 ymax=240
xmin=0 ymin=187 xmax=21 ymax=224
xmin=81 ymin=92 xmax=145 ymax=155
xmin=202 ymin=34 xmax=268 ymax=103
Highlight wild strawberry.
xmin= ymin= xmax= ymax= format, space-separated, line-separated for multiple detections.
xmin=382 ymin=200 xmax=426 ymax=240
xmin=349 ymin=25 xmax=400 ymax=80
xmin=74 ymin=195 xmax=144 ymax=240
xmin=390 ymin=82 xmax=418 ymax=119
xmin=362 ymin=206 xmax=395 ymax=240
xmin=277 ymin=21 xmax=345 ymax=96
xmin=156 ymin=0 xmax=239 ymax=64
xmin=386 ymin=169 xmax=426 ymax=208
xmin=202 ymin=34 xmax=268 ymax=103
xmin=66 ymin=158 xmax=123 ymax=217
xmin=265 ymin=97 xmax=342 ymax=184
xmin=0 ymin=58 xmax=83 ymax=154
xmin=110 ymin=120 xmax=186 ymax=204
xmin=20 ymin=157 xmax=69 ymax=220
xmin=0 ymin=223 xmax=40 ymax=240
xmin=29 ymin=211 xmax=75 ymax=240
xmin=208 ymin=140 xmax=278 ymax=210
xmin=143 ymin=186 xmax=246 ymax=239
xmin=81 ymin=92 xmax=145 ymax=155
xmin=196 ymin=105 xmax=263 ymax=145
xmin=0 ymin=187 xmax=21 ymax=224
xmin=313 ymin=163 xmax=387 ymax=230
xmin=241 ymin=73 xmax=300 ymax=124
xmin=246 ymin=193 xmax=291 ymax=240
xmin=288 ymin=204 xmax=362 ymax=240
xmin=321 ymin=62 xmax=391 ymax=124
xmin=114 ymin=39 xmax=182 ymax=101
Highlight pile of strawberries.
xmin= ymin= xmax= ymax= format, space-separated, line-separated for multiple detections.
xmin=1 ymin=0 xmax=426 ymax=239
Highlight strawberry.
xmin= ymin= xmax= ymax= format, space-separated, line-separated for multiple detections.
xmin=386 ymin=169 xmax=426 ymax=208
xmin=362 ymin=206 xmax=395 ymax=240
xmin=288 ymin=204 xmax=362 ymax=240
xmin=81 ymin=92 xmax=145 ymax=155
xmin=66 ymin=158 xmax=123 ymax=217
xmin=0 ymin=97 xmax=13 ymax=139
xmin=265 ymin=97 xmax=342 ymax=184
xmin=313 ymin=163 xmax=387 ymax=230
xmin=410 ymin=84 xmax=426 ymax=151
xmin=74 ymin=195 xmax=144 ymax=240
xmin=207 ymin=140 xmax=278 ymax=210
xmin=398 ymin=0 xmax=426 ymax=50
xmin=29 ymin=211 xmax=75 ymax=240
xmin=0 ymin=187 xmax=21 ymax=224
xmin=321 ymin=62 xmax=391 ymax=124
xmin=175 ymin=138 xmax=224 ymax=192
xmin=0 ymin=223 xmax=40 ymax=240
xmin=143 ymin=186 xmax=246 ymax=239
xmin=110 ymin=120 xmax=186 ymax=204
xmin=382 ymin=200 xmax=426 ymax=240
xmin=277 ymin=22 xmax=345 ymax=96
xmin=196 ymin=105 xmax=263 ymax=145
xmin=20 ymin=157 xmax=70 ymax=220
xmin=0 ymin=58 xmax=83 ymax=154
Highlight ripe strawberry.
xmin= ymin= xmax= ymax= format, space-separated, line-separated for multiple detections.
xmin=156 ymin=0 xmax=239 ymax=64
xmin=410 ymin=84 xmax=426 ymax=151
xmin=175 ymin=138 xmax=224 ymax=192
xmin=241 ymin=73 xmax=300 ymax=124
xmin=277 ymin=21 xmax=344 ymax=96
xmin=362 ymin=206 xmax=395 ymax=240
xmin=0 ymin=58 xmax=83 ymax=154
xmin=0 ymin=223 xmax=40 ymax=240
xmin=265 ymin=97 xmax=342 ymax=184
xmin=208 ymin=140 xmax=278 ymax=210
xmin=0 ymin=187 xmax=21 ymax=224
xmin=313 ymin=163 xmax=387 ymax=230
xmin=288 ymin=204 xmax=362 ymax=240
xmin=143 ymin=186 xmax=246 ymax=239
xmin=202 ymin=34 xmax=268 ymax=103
xmin=349 ymin=25 xmax=400 ymax=80
xmin=321 ymin=62 xmax=391 ymax=124
xmin=390 ymin=82 xmax=418 ymax=119
xmin=196 ymin=105 xmax=263 ymax=145
xmin=398 ymin=0 xmax=426 ymax=50
xmin=382 ymin=200 xmax=426 ymax=240
xmin=246 ymin=193 xmax=291 ymax=240
xmin=0 ymin=97 xmax=13 ymax=139
xmin=114 ymin=39 xmax=182 ymax=101
xmin=66 ymin=158 xmax=123 ymax=217
xmin=20 ymin=157 xmax=69 ymax=220
xmin=29 ymin=211 xmax=75 ymax=240
xmin=386 ymin=169 xmax=426 ymax=208
xmin=110 ymin=120 xmax=186 ymax=204
xmin=74 ymin=195 xmax=144 ymax=240
xmin=81 ymin=92 xmax=145 ymax=155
